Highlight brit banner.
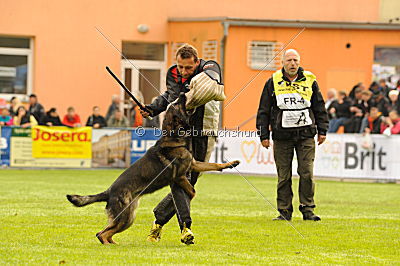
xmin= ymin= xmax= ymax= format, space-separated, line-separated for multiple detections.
xmin=209 ymin=132 xmax=400 ymax=180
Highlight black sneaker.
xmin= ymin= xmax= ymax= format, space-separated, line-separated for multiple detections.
xmin=302 ymin=212 xmax=321 ymax=221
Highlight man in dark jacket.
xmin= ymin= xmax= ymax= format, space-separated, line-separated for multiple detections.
xmin=140 ymin=44 xmax=223 ymax=244
xmin=256 ymin=49 xmax=328 ymax=221
xmin=105 ymin=95 xmax=120 ymax=121
xmin=346 ymin=90 xmax=373 ymax=133
xmin=29 ymin=94 xmax=45 ymax=122
xmin=40 ymin=108 xmax=63 ymax=126
xmin=86 ymin=106 xmax=107 ymax=128
xmin=327 ymin=91 xmax=352 ymax=133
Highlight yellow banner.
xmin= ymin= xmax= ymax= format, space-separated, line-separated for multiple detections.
xmin=32 ymin=126 xmax=92 ymax=158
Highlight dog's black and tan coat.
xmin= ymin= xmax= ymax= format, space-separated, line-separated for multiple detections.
xmin=66 ymin=93 xmax=239 ymax=244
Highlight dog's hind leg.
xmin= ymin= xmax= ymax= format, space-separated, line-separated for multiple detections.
xmin=97 ymin=196 xmax=141 ymax=245
xmin=96 ymin=224 xmax=114 ymax=244
xmin=96 ymin=207 xmax=119 ymax=245
xmin=106 ymin=197 xmax=140 ymax=244
xmin=191 ymin=159 xmax=241 ymax=172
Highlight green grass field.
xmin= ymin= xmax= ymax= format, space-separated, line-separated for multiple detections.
xmin=1 ymin=169 xmax=399 ymax=264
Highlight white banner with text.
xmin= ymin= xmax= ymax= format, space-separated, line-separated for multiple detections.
xmin=209 ymin=132 xmax=400 ymax=180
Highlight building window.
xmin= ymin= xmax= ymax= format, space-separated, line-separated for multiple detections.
xmin=247 ymin=41 xmax=283 ymax=70
xmin=122 ymin=42 xmax=165 ymax=61
xmin=0 ymin=36 xmax=33 ymax=95
xmin=202 ymin=40 xmax=218 ymax=61
xmin=373 ymin=46 xmax=400 ymax=81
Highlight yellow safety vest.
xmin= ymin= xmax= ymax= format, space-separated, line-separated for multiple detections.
xmin=272 ymin=70 xmax=316 ymax=128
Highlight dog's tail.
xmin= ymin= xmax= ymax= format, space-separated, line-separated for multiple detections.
xmin=66 ymin=191 xmax=109 ymax=207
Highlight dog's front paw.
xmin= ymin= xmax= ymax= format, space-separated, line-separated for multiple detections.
xmin=226 ymin=160 xmax=240 ymax=169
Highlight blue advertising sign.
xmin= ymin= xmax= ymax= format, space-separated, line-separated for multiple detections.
xmin=0 ymin=126 xmax=12 ymax=166
xmin=131 ymin=128 xmax=161 ymax=163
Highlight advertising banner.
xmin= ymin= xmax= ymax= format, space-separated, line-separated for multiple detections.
xmin=314 ymin=133 xmax=399 ymax=179
xmin=0 ymin=126 xmax=12 ymax=166
xmin=10 ymin=128 xmax=91 ymax=168
xmin=31 ymin=126 xmax=92 ymax=158
xmin=92 ymin=129 xmax=132 ymax=168
xmin=131 ymin=128 xmax=161 ymax=164
xmin=209 ymin=132 xmax=400 ymax=180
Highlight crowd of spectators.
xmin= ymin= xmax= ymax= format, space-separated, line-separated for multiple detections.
xmin=2 ymin=79 xmax=399 ymax=134
xmin=0 ymin=94 xmax=160 ymax=129
xmin=327 ymin=78 xmax=400 ymax=135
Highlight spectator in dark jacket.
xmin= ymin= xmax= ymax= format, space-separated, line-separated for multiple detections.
xmin=378 ymin=78 xmax=390 ymax=97
xmin=13 ymin=106 xmax=38 ymax=128
xmin=86 ymin=106 xmax=107 ymax=128
xmin=369 ymin=81 xmax=381 ymax=96
xmin=352 ymin=87 xmax=364 ymax=106
xmin=28 ymin=94 xmax=45 ymax=122
xmin=345 ymin=90 xmax=373 ymax=133
xmin=40 ymin=108 xmax=63 ymax=126
xmin=105 ymin=95 xmax=121 ymax=121
xmin=327 ymin=91 xmax=352 ymax=133
xmin=359 ymin=106 xmax=384 ymax=134
xmin=388 ymin=90 xmax=400 ymax=114
xmin=351 ymin=90 xmax=373 ymax=117
xmin=9 ymin=96 xmax=22 ymax=117
xmin=373 ymin=91 xmax=390 ymax=117
xmin=349 ymin=82 xmax=365 ymax=101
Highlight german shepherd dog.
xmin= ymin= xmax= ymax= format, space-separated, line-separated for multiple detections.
xmin=66 ymin=93 xmax=240 ymax=244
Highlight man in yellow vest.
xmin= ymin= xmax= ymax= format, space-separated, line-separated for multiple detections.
xmin=256 ymin=49 xmax=328 ymax=221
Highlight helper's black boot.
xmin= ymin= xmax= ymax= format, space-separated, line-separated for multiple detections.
xmin=299 ymin=205 xmax=320 ymax=221
xmin=273 ymin=210 xmax=292 ymax=221
xmin=302 ymin=211 xmax=321 ymax=221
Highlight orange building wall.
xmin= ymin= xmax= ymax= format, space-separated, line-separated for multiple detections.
xmin=168 ymin=21 xmax=223 ymax=65
xmin=0 ymin=0 xmax=385 ymax=120
xmin=0 ymin=0 xmax=173 ymax=120
xmin=223 ymin=26 xmax=400 ymax=130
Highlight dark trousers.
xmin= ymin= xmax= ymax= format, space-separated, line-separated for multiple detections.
xmin=273 ymin=138 xmax=316 ymax=214
xmin=153 ymin=136 xmax=211 ymax=230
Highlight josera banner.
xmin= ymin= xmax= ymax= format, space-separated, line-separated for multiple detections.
xmin=31 ymin=126 xmax=92 ymax=158
xmin=131 ymin=128 xmax=161 ymax=163
xmin=209 ymin=132 xmax=400 ymax=180
xmin=0 ymin=126 xmax=11 ymax=166
xmin=10 ymin=127 xmax=91 ymax=168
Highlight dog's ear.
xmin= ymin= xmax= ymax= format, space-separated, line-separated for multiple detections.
xmin=179 ymin=92 xmax=187 ymax=112
xmin=179 ymin=92 xmax=187 ymax=114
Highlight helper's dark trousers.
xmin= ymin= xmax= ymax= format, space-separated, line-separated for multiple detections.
xmin=153 ymin=136 xmax=215 ymax=230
